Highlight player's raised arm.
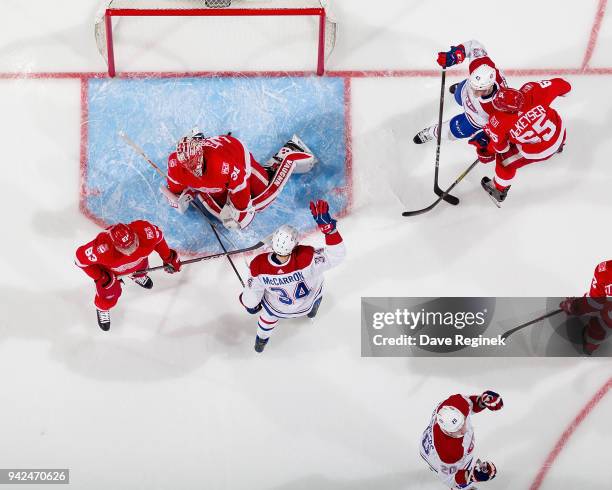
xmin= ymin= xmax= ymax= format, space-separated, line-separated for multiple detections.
xmin=309 ymin=199 xmax=346 ymax=272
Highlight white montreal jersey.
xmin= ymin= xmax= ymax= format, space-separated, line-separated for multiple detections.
xmin=242 ymin=231 xmax=345 ymax=318
xmin=458 ymin=39 xmax=507 ymax=129
xmin=420 ymin=394 xmax=477 ymax=489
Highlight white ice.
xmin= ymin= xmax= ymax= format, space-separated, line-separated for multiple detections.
xmin=0 ymin=1 xmax=611 ymax=489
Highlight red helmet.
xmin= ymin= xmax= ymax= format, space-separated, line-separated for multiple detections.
xmin=176 ymin=133 xmax=205 ymax=176
xmin=492 ymin=87 xmax=525 ymax=113
xmin=108 ymin=223 xmax=139 ymax=255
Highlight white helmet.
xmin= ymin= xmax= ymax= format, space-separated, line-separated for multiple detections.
xmin=271 ymin=225 xmax=299 ymax=256
xmin=436 ymin=406 xmax=465 ymax=434
xmin=469 ymin=64 xmax=496 ymax=91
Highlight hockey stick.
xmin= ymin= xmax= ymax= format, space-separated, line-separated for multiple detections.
xmin=118 ymin=131 xmax=246 ymax=287
xmin=402 ymin=158 xmax=479 ymax=217
xmin=501 ymin=308 xmax=564 ymax=341
xmin=433 ymin=69 xmax=460 ymax=206
xmin=129 ymin=241 xmax=264 ymax=275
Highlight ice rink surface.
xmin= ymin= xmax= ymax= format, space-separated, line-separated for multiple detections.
xmin=0 ymin=0 xmax=611 ymax=489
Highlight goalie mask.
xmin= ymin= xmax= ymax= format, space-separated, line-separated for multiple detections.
xmin=176 ymin=133 xmax=206 ymax=177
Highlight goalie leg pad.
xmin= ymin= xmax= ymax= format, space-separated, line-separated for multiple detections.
xmin=265 ymin=134 xmax=318 ymax=174
xmin=251 ymin=153 xmax=304 ymax=212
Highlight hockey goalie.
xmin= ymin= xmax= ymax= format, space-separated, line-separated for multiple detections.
xmin=160 ymin=131 xmax=317 ymax=230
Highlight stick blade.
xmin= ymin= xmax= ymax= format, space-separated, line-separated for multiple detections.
xmin=434 ymin=185 xmax=460 ymax=205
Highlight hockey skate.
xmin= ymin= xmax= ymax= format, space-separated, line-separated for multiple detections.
xmin=264 ymin=134 xmax=317 ymax=177
xmin=481 ymin=177 xmax=509 ymax=203
xmin=413 ymin=125 xmax=436 ymax=144
xmin=131 ymin=274 xmax=153 ymax=289
xmin=254 ymin=335 xmax=269 ymax=353
xmin=96 ymin=309 xmax=111 ymax=331
xmin=307 ymin=298 xmax=322 ymax=319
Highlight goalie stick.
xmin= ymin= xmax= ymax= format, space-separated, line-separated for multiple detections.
xmin=402 ymin=158 xmax=479 ymax=217
xmin=433 ymin=69 xmax=460 ymax=206
xmin=118 ymin=131 xmax=245 ymax=287
xmin=501 ymin=308 xmax=564 ymax=341
xmin=129 ymin=241 xmax=264 ymax=275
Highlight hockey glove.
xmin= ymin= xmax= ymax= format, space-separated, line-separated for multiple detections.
xmin=310 ymin=199 xmax=337 ymax=235
xmin=95 ymin=270 xmax=116 ymax=289
xmin=437 ymin=45 xmax=466 ymax=68
xmin=469 ymin=131 xmax=496 ymax=164
xmin=177 ymin=189 xmax=195 ymax=214
xmin=469 ymin=460 xmax=497 ymax=483
xmin=560 ymin=297 xmax=582 ymax=316
xmin=163 ymin=250 xmax=181 ymax=273
xmin=240 ymin=293 xmax=262 ymax=314
xmin=477 ymin=391 xmax=503 ymax=411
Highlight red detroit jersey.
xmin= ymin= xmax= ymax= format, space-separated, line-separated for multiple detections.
xmin=485 ymin=78 xmax=571 ymax=159
xmin=75 ymin=220 xmax=171 ymax=280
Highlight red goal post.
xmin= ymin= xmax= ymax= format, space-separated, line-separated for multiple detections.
xmin=94 ymin=0 xmax=338 ymax=76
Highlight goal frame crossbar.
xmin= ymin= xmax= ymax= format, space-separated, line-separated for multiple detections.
xmin=102 ymin=6 xmax=329 ymax=76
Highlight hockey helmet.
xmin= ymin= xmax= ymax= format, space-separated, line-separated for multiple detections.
xmin=176 ymin=132 xmax=206 ymax=176
xmin=108 ymin=223 xmax=139 ymax=255
xmin=271 ymin=225 xmax=299 ymax=256
xmin=469 ymin=64 xmax=496 ymax=92
xmin=436 ymin=405 xmax=466 ymax=435
xmin=493 ymin=87 xmax=525 ymax=113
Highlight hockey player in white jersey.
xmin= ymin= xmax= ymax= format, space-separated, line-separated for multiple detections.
xmin=420 ymin=392 xmax=502 ymax=489
xmin=414 ymin=40 xmax=507 ymax=144
xmin=239 ymin=200 xmax=346 ymax=352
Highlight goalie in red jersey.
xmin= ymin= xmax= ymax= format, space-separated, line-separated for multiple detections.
xmin=160 ymin=130 xmax=317 ymax=230
xmin=560 ymin=260 xmax=612 ymax=355
xmin=467 ymin=77 xmax=571 ymax=203
xmin=75 ymin=220 xmax=181 ymax=331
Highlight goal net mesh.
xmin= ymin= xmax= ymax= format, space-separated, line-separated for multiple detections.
xmin=94 ymin=0 xmax=337 ymax=70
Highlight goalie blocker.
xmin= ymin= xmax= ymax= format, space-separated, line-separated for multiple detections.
xmin=161 ymin=133 xmax=317 ymax=229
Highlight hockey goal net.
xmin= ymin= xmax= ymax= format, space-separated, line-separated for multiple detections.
xmin=94 ymin=0 xmax=337 ymax=76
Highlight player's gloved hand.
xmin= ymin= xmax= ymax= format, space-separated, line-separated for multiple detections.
xmin=469 ymin=460 xmax=497 ymax=483
xmin=469 ymin=131 xmax=496 ymax=163
xmin=310 ymin=199 xmax=337 ymax=235
xmin=240 ymin=293 xmax=262 ymax=314
xmin=477 ymin=391 xmax=503 ymax=411
xmin=177 ymin=189 xmax=195 ymax=214
xmin=95 ymin=270 xmax=116 ymax=289
xmin=560 ymin=297 xmax=581 ymax=316
xmin=163 ymin=249 xmax=181 ymax=273
xmin=437 ymin=45 xmax=466 ymax=68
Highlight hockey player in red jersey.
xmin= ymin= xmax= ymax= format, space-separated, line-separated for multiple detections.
xmin=560 ymin=260 xmax=612 ymax=355
xmin=160 ymin=131 xmax=317 ymax=230
xmin=420 ymin=392 xmax=503 ymax=489
xmin=414 ymin=40 xmax=507 ymax=144
xmin=75 ymin=220 xmax=181 ymax=330
xmin=468 ymin=78 xmax=571 ymax=202
xmin=239 ymin=200 xmax=346 ymax=352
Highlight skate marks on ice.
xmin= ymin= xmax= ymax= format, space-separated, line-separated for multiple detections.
xmin=83 ymin=76 xmax=349 ymax=253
